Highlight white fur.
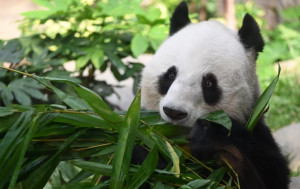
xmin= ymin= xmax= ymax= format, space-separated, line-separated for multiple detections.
xmin=141 ymin=20 xmax=260 ymax=126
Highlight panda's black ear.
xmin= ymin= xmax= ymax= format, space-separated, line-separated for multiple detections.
xmin=170 ymin=1 xmax=191 ymax=36
xmin=238 ymin=14 xmax=264 ymax=59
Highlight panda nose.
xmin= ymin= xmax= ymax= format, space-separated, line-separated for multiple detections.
xmin=163 ymin=106 xmax=187 ymax=120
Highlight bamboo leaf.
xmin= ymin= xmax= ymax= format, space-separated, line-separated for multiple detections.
xmin=110 ymin=91 xmax=141 ymax=189
xmin=209 ymin=167 xmax=226 ymax=186
xmin=9 ymin=114 xmax=41 ymax=189
xmin=166 ymin=140 xmax=180 ymax=176
xmin=198 ymin=110 xmax=232 ymax=132
xmin=151 ymin=132 xmax=180 ymax=176
xmin=126 ymin=145 xmax=159 ymax=189
xmin=34 ymin=76 xmax=123 ymax=124
xmin=72 ymin=160 xmax=113 ymax=176
xmin=246 ymin=64 xmax=281 ymax=131
xmin=53 ymin=113 xmax=115 ymax=130
xmin=185 ymin=179 xmax=211 ymax=188
xmin=23 ymin=130 xmax=86 ymax=189
xmin=0 ymin=111 xmax=33 ymax=188
xmin=0 ymin=111 xmax=32 ymax=169
xmin=73 ymin=85 xmax=123 ymax=124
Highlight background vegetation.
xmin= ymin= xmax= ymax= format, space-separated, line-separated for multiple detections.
xmin=0 ymin=0 xmax=299 ymax=188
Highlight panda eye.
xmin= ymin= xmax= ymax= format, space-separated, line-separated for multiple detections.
xmin=204 ymin=80 xmax=213 ymax=88
xmin=158 ymin=66 xmax=177 ymax=95
xmin=201 ymin=73 xmax=222 ymax=105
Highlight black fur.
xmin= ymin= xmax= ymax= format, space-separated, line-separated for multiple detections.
xmin=189 ymin=118 xmax=290 ymax=189
xmin=170 ymin=1 xmax=191 ymax=35
xmin=158 ymin=66 xmax=177 ymax=95
xmin=202 ymin=73 xmax=222 ymax=105
xmin=238 ymin=14 xmax=265 ymax=59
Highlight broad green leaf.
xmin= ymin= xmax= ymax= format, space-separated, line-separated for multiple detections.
xmin=1 ymin=88 xmax=13 ymax=105
xmin=198 ymin=110 xmax=232 ymax=132
xmin=246 ymin=64 xmax=281 ymax=131
xmin=131 ymin=34 xmax=149 ymax=57
xmin=76 ymin=56 xmax=90 ymax=69
xmin=105 ymin=48 xmax=126 ymax=70
xmin=22 ymin=10 xmax=54 ymax=19
xmin=22 ymin=87 xmax=47 ymax=101
xmin=91 ymin=50 xmax=105 ymax=69
xmin=145 ymin=8 xmax=161 ymax=23
xmin=148 ymin=25 xmax=168 ymax=50
xmin=0 ymin=81 xmax=6 ymax=90
xmin=110 ymin=91 xmax=141 ymax=189
xmin=126 ymin=146 xmax=159 ymax=189
xmin=13 ymin=88 xmax=31 ymax=105
xmin=0 ymin=39 xmax=24 ymax=64
xmin=0 ymin=106 xmax=18 ymax=117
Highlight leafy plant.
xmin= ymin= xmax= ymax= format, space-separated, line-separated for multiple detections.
xmin=0 ymin=0 xmax=169 ymax=107
xmin=0 ymin=58 xmax=281 ymax=188
xmin=0 ymin=67 xmax=235 ymax=189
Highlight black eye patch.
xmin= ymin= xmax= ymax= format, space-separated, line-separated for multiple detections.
xmin=202 ymin=73 xmax=222 ymax=105
xmin=158 ymin=66 xmax=177 ymax=95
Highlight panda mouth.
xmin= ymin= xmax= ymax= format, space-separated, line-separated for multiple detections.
xmin=161 ymin=114 xmax=195 ymax=127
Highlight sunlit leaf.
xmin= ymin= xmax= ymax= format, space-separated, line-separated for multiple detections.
xmin=131 ymin=34 xmax=149 ymax=57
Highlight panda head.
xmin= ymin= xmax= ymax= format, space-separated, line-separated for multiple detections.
xmin=141 ymin=2 xmax=264 ymax=126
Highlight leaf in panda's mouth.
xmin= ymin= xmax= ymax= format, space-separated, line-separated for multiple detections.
xmin=198 ymin=110 xmax=232 ymax=134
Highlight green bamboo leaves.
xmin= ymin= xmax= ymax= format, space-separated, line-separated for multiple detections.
xmin=111 ymin=91 xmax=141 ymax=189
xmin=0 ymin=65 xmax=281 ymax=188
xmin=246 ymin=64 xmax=281 ymax=131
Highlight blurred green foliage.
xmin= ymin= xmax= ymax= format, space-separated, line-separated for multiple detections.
xmin=0 ymin=0 xmax=169 ymax=107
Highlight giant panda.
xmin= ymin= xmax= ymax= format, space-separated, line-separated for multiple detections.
xmin=140 ymin=2 xmax=290 ymax=189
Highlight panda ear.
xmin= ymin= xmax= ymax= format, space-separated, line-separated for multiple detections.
xmin=238 ymin=13 xmax=264 ymax=59
xmin=170 ymin=1 xmax=191 ymax=36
